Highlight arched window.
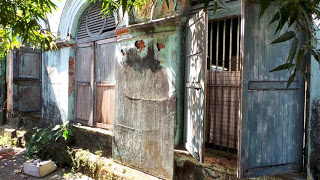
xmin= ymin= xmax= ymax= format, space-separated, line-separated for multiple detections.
xmin=76 ymin=3 xmax=116 ymax=41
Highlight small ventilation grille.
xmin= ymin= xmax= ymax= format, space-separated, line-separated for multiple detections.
xmin=77 ymin=3 xmax=116 ymax=40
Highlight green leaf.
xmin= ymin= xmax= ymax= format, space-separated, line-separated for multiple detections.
xmin=270 ymin=63 xmax=294 ymax=72
xmin=204 ymin=0 xmax=210 ymax=10
xmin=271 ymin=31 xmax=295 ymax=45
xmin=259 ymin=0 xmax=272 ymax=18
xmin=63 ymin=130 xmax=69 ymax=140
xmin=286 ymin=37 xmax=298 ymax=63
xmin=122 ymin=0 xmax=128 ymax=15
xmin=213 ymin=1 xmax=218 ymax=14
xmin=274 ymin=8 xmax=289 ymax=34
xmin=296 ymin=49 xmax=304 ymax=67
xmin=217 ymin=0 xmax=227 ymax=8
xmin=165 ymin=0 xmax=170 ymax=9
xmin=287 ymin=71 xmax=296 ymax=89
xmin=269 ymin=11 xmax=280 ymax=25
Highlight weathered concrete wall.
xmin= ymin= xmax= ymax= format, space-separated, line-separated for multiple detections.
xmin=113 ymin=17 xmax=184 ymax=179
xmin=42 ymin=47 xmax=71 ymax=124
xmin=307 ymin=23 xmax=320 ymax=179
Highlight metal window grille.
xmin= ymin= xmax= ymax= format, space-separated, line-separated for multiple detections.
xmin=205 ymin=16 xmax=241 ymax=154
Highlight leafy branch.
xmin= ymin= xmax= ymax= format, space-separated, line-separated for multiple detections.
xmin=0 ymin=0 xmax=58 ymax=58
xmin=259 ymin=0 xmax=320 ymax=87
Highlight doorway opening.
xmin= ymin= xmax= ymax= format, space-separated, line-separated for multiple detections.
xmin=74 ymin=3 xmax=116 ymax=129
xmin=205 ymin=16 xmax=241 ymax=154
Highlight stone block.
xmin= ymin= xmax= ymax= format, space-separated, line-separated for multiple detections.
xmin=4 ymin=129 xmax=16 ymax=139
xmin=23 ymin=160 xmax=57 ymax=178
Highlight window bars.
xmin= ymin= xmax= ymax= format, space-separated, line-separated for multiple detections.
xmin=206 ymin=16 xmax=241 ymax=154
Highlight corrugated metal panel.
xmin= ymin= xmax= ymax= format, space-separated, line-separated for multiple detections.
xmin=76 ymin=3 xmax=116 ymax=40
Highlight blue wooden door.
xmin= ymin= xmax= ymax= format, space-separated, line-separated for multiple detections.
xmin=240 ymin=2 xmax=305 ymax=178
xmin=184 ymin=10 xmax=207 ymax=162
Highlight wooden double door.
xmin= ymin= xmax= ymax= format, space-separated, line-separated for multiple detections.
xmin=75 ymin=38 xmax=116 ymax=128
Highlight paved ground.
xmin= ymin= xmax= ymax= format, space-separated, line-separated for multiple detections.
xmin=0 ymin=147 xmax=92 ymax=180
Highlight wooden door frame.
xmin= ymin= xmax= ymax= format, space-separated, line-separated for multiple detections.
xmin=75 ymin=37 xmax=117 ymax=129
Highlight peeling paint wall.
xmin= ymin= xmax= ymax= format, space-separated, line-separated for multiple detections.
xmin=113 ymin=18 xmax=184 ymax=179
xmin=42 ymin=47 xmax=71 ymax=124
xmin=41 ymin=1 xmax=186 ymax=179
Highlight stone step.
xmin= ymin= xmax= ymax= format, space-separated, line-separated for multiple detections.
xmin=4 ymin=129 xmax=16 ymax=139
xmin=69 ymin=148 xmax=160 ymax=180
xmin=0 ymin=125 xmax=26 ymax=147
xmin=71 ymin=124 xmax=113 ymax=158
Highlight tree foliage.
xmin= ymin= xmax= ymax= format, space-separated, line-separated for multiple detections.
xmin=0 ymin=0 xmax=58 ymax=58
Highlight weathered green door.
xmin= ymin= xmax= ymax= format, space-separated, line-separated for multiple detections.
xmin=240 ymin=2 xmax=305 ymax=178
xmin=184 ymin=10 xmax=207 ymax=162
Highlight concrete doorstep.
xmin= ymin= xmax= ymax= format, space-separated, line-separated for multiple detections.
xmin=69 ymin=148 xmax=160 ymax=180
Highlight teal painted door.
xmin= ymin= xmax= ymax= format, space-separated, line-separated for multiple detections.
xmin=184 ymin=10 xmax=207 ymax=162
xmin=13 ymin=48 xmax=42 ymax=113
xmin=240 ymin=2 xmax=305 ymax=178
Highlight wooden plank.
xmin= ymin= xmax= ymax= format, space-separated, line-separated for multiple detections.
xmin=96 ymin=86 xmax=115 ymax=125
xmin=246 ymin=163 xmax=300 ymax=178
xmin=96 ymin=123 xmax=113 ymax=129
xmin=6 ymin=51 xmax=13 ymax=113
xmin=248 ymin=81 xmax=300 ymax=90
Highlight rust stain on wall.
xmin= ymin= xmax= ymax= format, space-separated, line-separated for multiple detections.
xmin=115 ymin=28 xmax=129 ymax=37
xmin=135 ymin=40 xmax=146 ymax=51
xmin=68 ymin=56 xmax=74 ymax=96
xmin=156 ymin=43 xmax=165 ymax=51
xmin=121 ymin=49 xmax=125 ymax=57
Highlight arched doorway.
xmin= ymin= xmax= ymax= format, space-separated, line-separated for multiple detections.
xmin=74 ymin=3 xmax=116 ymax=129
